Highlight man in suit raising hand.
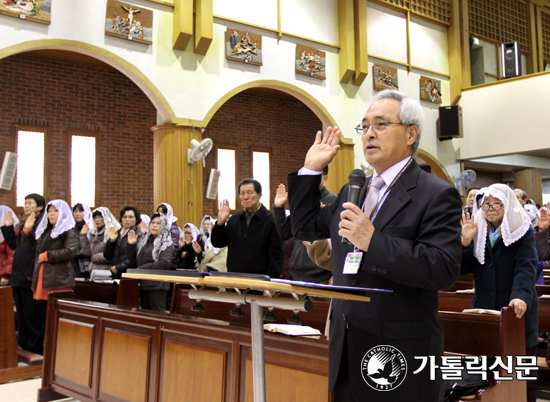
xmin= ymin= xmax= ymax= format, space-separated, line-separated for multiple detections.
xmin=288 ymin=89 xmax=462 ymax=402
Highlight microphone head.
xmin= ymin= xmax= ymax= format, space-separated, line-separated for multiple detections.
xmin=348 ymin=169 xmax=366 ymax=187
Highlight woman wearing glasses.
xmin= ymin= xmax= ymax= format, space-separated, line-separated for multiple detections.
xmin=126 ymin=213 xmax=173 ymax=311
xmin=461 ymin=183 xmax=538 ymax=402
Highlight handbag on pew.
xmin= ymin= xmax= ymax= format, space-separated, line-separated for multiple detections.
xmin=444 ymin=370 xmax=491 ymax=402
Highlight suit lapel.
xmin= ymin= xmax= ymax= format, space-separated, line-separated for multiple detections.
xmin=370 ymin=161 xmax=420 ymax=231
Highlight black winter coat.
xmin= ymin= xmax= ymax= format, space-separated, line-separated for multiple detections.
xmin=103 ymin=226 xmax=143 ymax=278
xmin=2 ymin=212 xmax=44 ymax=288
xmin=211 ymin=204 xmax=283 ymax=278
xmin=22 ymin=227 xmax=79 ymax=291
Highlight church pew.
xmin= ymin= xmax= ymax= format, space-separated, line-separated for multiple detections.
xmin=439 ymin=307 xmax=526 ymax=402
xmin=73 ymin=278 xmax=139 ymax=308
xmin=38 ymin=287 xmax=529 ymax=402
xmin=438 ymin=290 xmax=474 ymax=312
xmin=536 ymin=296 xmax=550 ymax=397
xmin=0 ymin=286 xmax=42 ymax=384
xmin=38 ymin=291 xmax=332 ymax=402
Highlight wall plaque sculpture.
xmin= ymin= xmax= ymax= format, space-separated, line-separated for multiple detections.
xmin=0 ymin=0 xmax=51 ymax=24
xmin=105 ymin=0 xmax=153 ymax=45
xmin=295 ymin=45 xmax=326 ymax=80
xmin=420 ymin=76 xmax=442 ymax=104
xmin=373 ymin=64 xmax=398 ymax=90
xmin=226 ymin=29 xmax=262 ymax=66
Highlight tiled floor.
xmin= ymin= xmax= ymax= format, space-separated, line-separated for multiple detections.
xmin=1 ymin=377 xmax=550 ymax=402
xmin=0 ymin=378 xmax=76 ymax=402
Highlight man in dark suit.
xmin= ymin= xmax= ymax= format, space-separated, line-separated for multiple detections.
xmin=288 ymin=89 xmax=462 ymax=401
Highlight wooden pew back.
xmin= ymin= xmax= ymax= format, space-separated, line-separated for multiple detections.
xmin=73 ymin=278 xmax=139 ymax=308
xmin=439 ymin=307 xmax=526 ymax=402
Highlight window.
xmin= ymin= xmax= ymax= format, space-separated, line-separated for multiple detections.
xmin=217 ymin=147 xmax=237 ymax=210
xmin=69 ymin=132 xmax=100 ymax=207
xmin=252 ymin=151 xmax=270 ymax=207
xmin=15 ymin=126 xmax=48 ymax=208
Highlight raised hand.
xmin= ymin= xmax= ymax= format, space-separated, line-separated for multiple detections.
xmin=179 ymin=237 xmax=185 ymax=249
xmin=461 ymin=213 xmax=477 ymax=247
xmin=107 ymin=226 xmax=118 ymax=242
xmin=4 ymin=211 xmax=14 ymax=227
xmin=24 ymin=212 xmax=36 ymax=231
xmin=138 ymin=221 xmax=147 ymax=234
xmin=304 ymin=126 xmax=341 ymax=172
xmin=539 ymin=208 xmax=550 ymax=231
xmin=127 ymin=230 xmax=137 ymax=245
xmin=218 ymin=199 xmax=231 ymax=225
xmin=81 ymin=223 xmax=88 ymax=235
xmin=274 ymin=184 xmax=288 ymax=207
xmin=192 ymin=240 xmax=202 ymax=253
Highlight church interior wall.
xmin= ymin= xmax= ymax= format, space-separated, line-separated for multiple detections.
xmin=0 ymin=53 xmax=157 ymax=217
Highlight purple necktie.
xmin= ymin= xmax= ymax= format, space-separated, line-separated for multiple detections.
xmin=363 ymin=176 xmax=385 ymax=218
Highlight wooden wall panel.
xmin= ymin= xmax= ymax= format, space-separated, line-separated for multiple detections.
xmin=326 ymin=140 xmax=355 ymax=195
xmin=153 ymin=125 xmax=204 ymax=226
xmin=160 ymin=342 xmax=225 ymax=402
xmin=54 ymin=320 xmax=94 ymax=388
xmin=0 ymin=287 xmax=17 ymax=370
xmin=244 ymin=360 xmax=329 ymax=402
xmin=99 ymin=329 xmax=151 ymax=402
xmin=513 ymin=168 xmax=542 ymax=206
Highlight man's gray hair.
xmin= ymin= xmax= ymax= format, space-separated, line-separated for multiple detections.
xmin=369 ymin=89 xmax=424 ymax=156
xmin=514 ymin=188 xmax=528 ymax=201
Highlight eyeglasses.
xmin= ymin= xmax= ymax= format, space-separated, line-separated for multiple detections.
xmin=354 ymin=122 xmax=411 ymax=135
xmin=481 ymin=203 xmax=503 ymax=211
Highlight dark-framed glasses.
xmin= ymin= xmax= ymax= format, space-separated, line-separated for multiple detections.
xmin=481 ymin=202 xmax=503 ymax=211
xmin=354 ymin=121 xmax=412 ymax=135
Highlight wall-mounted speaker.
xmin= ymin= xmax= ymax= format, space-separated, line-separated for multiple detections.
xmin=501 ymin=41 xmax=522 ymax=78
xmin=438 ymin=105 xmax=462 ymax=141
xmin=206 ymin=168 xmax=220 ymax=200
xmin=0 ymin=152 xmax=18 ymax=191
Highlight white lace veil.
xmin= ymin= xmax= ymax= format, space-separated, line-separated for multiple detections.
xmin=73 ymin=203 xmax=93 ymax=239
xmin=35 ymin=200 xmax=76 ymax=240
xmin=137 ymin=213 xmax=173 ymax=261
xmin=0 ymin=206 xmax=19 ymax=243
xmin=524 ymin=204 xmax=538 ymax=229
xmin=140 ymin=214 xmax=151 ymax=228
xmin=90 ymin=207 xmax=122 ymax=243
xmin=183 ymin=223 xmax=199 ymax=242
xmin=157 ymin=203 xmax=178 ymax=229
xmin=199 ymin=215 xmax=219 ymax=254
xmin=472 ymin=184 xmax=531 ymax=265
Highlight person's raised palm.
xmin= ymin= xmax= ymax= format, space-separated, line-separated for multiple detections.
xmin=4 ymin=211 xmax=13 ymax=227
xmin=127 ymin=230 xmax=137 ymax=245
xmin=218 ymin=199 xmax=231 ymax=224
xmin=24 ymin=212 xmax=35 ymax=231
xmin=539 ymin=208 xmax=550 ymax=231
xmin=304 ymin=126 xmax=341 ymax=171
xmin=107 ymin=226 xmax=118 ymax=242
xmin=274 ymin=184 xmax=288 ymax=207
xmin=461 ymin=213 xmax=477 ymax=247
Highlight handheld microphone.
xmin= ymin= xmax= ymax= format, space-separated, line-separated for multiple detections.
xmin=342 ymin=169 xmax=366 ymax=244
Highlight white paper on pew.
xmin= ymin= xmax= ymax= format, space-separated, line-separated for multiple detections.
xmin=540 ymin=294 xmax=550 ymax=298
xmin=455 ymin=289 xmax=475 ymax=293
xmin=263 ymin=324 xmax=321 ymax=337
xmin=462 ymin=308 xmax=501 ymax=316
